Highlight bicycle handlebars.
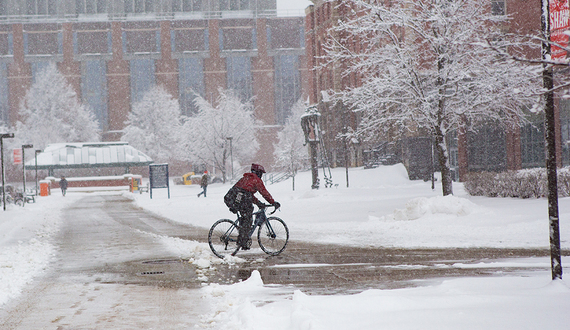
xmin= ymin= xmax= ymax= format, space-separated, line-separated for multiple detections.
xmin=258 ymin=203 xmax=279 ymax=214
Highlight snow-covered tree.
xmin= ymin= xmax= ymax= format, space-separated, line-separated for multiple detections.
xmin=13 ymin=63 xmax=100 ymax=150
xmin=121 ymin=85 xmax=183 ymax=163
xmin=181 ymin=89 xmax=259 ymax=182
xmin=324 ymin=0 xmax=539 ymax=196
xmin=273 ymin=99 xmax=309 ymax=190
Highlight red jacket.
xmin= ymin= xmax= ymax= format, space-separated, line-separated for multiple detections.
xmin=233 ymin=173 xmax=275 ymax=205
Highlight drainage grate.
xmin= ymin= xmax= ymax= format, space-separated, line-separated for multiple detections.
xmin=142 ymin=259 xmax=185 ymax=265
xmin=140 ymin=271 xmax=165 ymax=275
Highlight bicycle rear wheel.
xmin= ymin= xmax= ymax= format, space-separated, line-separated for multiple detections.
xmin=208 ymin=219 xmax=239 ymax=259
xmin=258 ymin=217 xmax=289 ymax=256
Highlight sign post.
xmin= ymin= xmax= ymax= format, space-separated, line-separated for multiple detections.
xmin=149 ymin=163 xmax=170 ymax=199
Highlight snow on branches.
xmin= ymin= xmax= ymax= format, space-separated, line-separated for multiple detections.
xmin=273 ymin=98 xmax=310 ymax=186
xmin=14 ymin=63 xmax=100 ymax=150
xmin=121 ymin=85 xmax=183 ymax=163
xmin=324 ymin=0 xmax=539 ymax=195
xmin=181 ymin=89 xmax=259 ymax=182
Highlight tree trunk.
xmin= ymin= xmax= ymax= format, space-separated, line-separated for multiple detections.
xmin=435 ymin=127 xmax=453 ymax=196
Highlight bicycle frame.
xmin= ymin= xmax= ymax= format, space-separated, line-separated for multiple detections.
xmin=209 ymin=203 xmax=288 ymax=258
xmin=237 ymin=207 xmax=270 ymax=238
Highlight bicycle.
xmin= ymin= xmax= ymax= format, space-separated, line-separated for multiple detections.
xmin=208 ymin=204 xmax=289 ymax=259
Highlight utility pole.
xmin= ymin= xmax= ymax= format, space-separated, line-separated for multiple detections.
xmin=541 ymin=0 xmax=563 ymax=280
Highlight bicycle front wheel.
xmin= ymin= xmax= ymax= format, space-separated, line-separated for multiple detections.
xmin=258 ymin=217 xmax=289 ymax=256
xmin=208 ymin=219 xmax=239 ymax=259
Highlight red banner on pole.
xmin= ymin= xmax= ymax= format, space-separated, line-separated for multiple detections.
xmin=550 ymin=0 xmax=570 ymax=60
xmin=13 ymin=148 xmax=22 ymax=164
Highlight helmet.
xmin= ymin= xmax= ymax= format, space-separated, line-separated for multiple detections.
xmin=251 ymin=163 xmax=266 ymax=178
xmin=251 ymin=163 xmax=266 ymax=173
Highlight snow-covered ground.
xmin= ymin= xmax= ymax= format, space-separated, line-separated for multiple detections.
xmin=1 ymin=164 xmax=569 ymax=329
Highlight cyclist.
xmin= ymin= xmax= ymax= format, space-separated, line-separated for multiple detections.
xmin=224 ymin=163 xmax=280 ymax=250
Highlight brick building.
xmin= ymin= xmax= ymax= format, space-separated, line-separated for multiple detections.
xmin=304 ymin=0 xmax=570 ymax=180
xmin=0 ymin=0 xmax=308 ymax=170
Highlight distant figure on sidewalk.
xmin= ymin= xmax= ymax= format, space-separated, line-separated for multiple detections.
xmin=197 ymin=170 xmax=209 ymax=197
xmin=59 ymin=176 xmax=68 ymax=196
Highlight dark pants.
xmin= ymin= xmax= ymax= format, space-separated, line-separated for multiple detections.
xmin=237 ymin=204 xmax=254 ymax=248
xmin=198 ymin=185 xmax=207 ymax=197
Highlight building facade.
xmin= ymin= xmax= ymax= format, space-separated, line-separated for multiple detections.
xmin=305 ymin=0 xmax=569 ymax=180
xmin=0 ymin=0 xmax=308 ymax=170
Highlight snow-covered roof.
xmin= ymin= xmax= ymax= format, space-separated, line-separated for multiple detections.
xmin=24 ymin=142 xmax=153 ymax=170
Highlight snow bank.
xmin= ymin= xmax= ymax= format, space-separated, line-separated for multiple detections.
xmin=0 ymin=194 xmax=77 ymax=306
xmin=392 ymin=195 xmax=478 ymax=220
xmin=200 ymin=268 xmax=570 ymax=330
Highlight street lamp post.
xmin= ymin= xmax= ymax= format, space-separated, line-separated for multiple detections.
xmin=1 ymin=133 xmax=15 ymax=211
xmin=21 ymin=144 xmax=33 ymax=206
xmin=226 ymin=137 xmax=233 ymax=181
xmin=35 ymin=149 xmax=41 ymax=196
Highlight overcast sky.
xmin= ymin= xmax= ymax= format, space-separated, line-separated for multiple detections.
xmin=276 ymin=0 xmax=312 ymax=12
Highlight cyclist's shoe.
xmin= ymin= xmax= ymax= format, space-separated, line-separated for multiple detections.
xmin=243 ymin=239 xmax=252 ymax=250
xmin=237 ymin=238 xmax=252 ymax=250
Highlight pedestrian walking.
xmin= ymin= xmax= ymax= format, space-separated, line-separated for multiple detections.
xmin=60 ymin=176 xmax=68 ymax=196
xmin=197 ymin=170 xmax=209 ymax=197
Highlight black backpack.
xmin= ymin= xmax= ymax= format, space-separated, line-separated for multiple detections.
xmin=224 ymin=186 xmax=252 ymax=213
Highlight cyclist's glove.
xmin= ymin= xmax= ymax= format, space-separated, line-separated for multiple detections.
xmin=272 ymin=201 xmax=281 ymax=210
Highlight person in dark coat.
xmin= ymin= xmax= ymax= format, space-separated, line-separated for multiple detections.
xmin=197 ymin=170 xmax=209 ymax=197
xmin=59 ymin=176 xmax=68 ymax=196
xmin=224 ymin=164 xmax=280 ymax=249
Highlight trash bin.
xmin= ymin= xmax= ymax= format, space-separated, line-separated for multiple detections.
xmin=40 ymin=180 xmax=50 ymax=196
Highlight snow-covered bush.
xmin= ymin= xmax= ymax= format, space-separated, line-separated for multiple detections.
xmin=463 ymin=168 xmax=570 ymax=198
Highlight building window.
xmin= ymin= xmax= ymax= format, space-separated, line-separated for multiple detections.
xmin=226 ymin=56 xmax=252 ymax=102
xmin=491 ymin=1 xmax=505 ymax=15
xmin=0 ymin=62 xmax=7 ymax=124
xmin=0 ymin=0 xmax=6 ymax=16
xmin=467 ymin=123 xmax=506 ymax=172
xmin=26 ymin=0 xmax=56 ymax=15
xmin=73 ymin=23 xmax=112 ymax=56
xmin=81 ymin=60 xmax=108 ymax=130
xmin=31 ymin=61 xmax=51 ymax=82
xmin=274 ymin=55 xmax=301 ymax=124
xmin=179 ymin=58 xmax=204 ymax=116
xmin=267 ymin=19 xmax=304 ymax=50
xmin=521 ymin=122 xmax=545 ymax=168
xmin=220 ymin=0 xmax=250 ymax=11
xmin=172 ymin=0 xmax=202 ymax=12
xmin=170 ymin=21 xmax=208 ymax=54
xmin=130 ymin=59 xmax=155 ymax=104
xmin=560 ymin=99 xmax=570 ymax=165
xmin=122 ymin=22 xmax=160 ymax=56
xmin=220 ymin=22 xmax=256 ymax=51
xmin=24 ymin=24 xmax=63 ymax=57
xmin=124 ymin=0 xmax=154 ymax=14
xmin=76 ymin=0 xmax=107 ymax=14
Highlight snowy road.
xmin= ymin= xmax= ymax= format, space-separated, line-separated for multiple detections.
xmin=0 ymin=195 xmax=208 ymax=329
xmin=0 ymin=194 xmax=564 ymax=328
